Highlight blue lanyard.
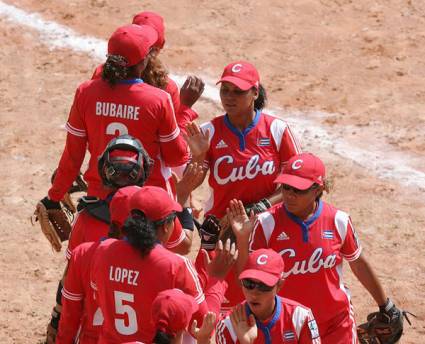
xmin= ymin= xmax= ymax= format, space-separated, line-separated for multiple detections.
xmin=223 ymin=109 xmax=261 ymax=151
xmin=117 ymin=78 xmax=144 ymax=85
xmin=285 ymin=200 xmax=323 ymax=242
xmin=245 ymin=296 xmax=281 ymax=344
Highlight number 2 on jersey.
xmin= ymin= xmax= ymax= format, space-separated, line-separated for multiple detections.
xmin=106 ymin=122 xmax=128 ymax=136
xmin=114 ymin=291 xmax=138 ymax=335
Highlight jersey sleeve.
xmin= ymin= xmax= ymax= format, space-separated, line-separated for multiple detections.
xmin=270 ymin=119 xmax=302 ymax=170
xmin=48 ymin=87 xmax=87 ymax=202
xmin=175 ymin=256 xmax=205 ymax=305
xmin=56 ymin=248 xmax=85 ymax=344
xmin=249 ymin=211 xmax=276 ymax=251
xmin=158 ymin=93 xmax=189 ymax=167
xmin=215 ymin=316 xmax=238 ymax=344
xmin=335 ymin=211 xmax=362 ymax=262
xmin=295 ymin=307 xmax=321 ymax=344
xmin=165 ymin=77 xmax=181 ymax=114
xmin=164 ymin=217 xmax=185 ymax=249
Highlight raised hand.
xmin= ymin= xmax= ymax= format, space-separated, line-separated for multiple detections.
xmin=230 ymin=304 xmax=258 ymax=344
xmin=175 ymin=162 xmax=205 ymax=205
xmin=191 ymin=311 xmax=216 ymax=344
xmin=227 ymin=199 xmax=256 ymax=240
xmin=201 ymin=239 xmax=238 ymax=279
xmin=184 ymin=122 xmax=210 ymax=159
xmin=180 ymin=75 xmax=205 ymax=108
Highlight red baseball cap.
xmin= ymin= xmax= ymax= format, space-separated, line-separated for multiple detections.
xmin=129 ymin=186 xmax=182 ymax=222
xmin=239 ymin=249 xmax=284 ymax=287
xmin=217 ymin=61 xmax=260 ymax=91
xmin=107 ymin=24 xmax=158 ymax=66
xmin=151 ymin=289 xmax=199 ymax=336
xmin=132 ymin=11 xmax=165 ymax=49
xmin=109 ymin=185 xmax=141 ymax=228
xmin=274 ymin=153 xmax=326 ymax=190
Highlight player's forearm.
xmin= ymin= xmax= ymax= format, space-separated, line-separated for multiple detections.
xmin=56 ymin=301 xmax=83 ymax=344
xmin=169 ymin=230 xmax=193 ymax=255
xmin=235 ymin=236 xmax=250 ymax=277
xmin=349 ymin=253 xmax=387 ymax=306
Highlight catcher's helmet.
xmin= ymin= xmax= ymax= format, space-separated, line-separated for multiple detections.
xmin=98 ymin=135 xmax=152 ymax=188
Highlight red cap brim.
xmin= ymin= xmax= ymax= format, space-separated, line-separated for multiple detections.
xmin=239 ymin=269 xmax=279 ymax=287
xmin=217 ymin=76 xmax=254 ymax=91
xmin=274 ymin=174 xmax=314 ymax=190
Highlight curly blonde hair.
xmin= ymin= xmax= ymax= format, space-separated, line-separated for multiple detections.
xmin=142 ymin=56 xmax=169 ymax=90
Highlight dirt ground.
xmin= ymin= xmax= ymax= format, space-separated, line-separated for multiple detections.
xmin=0 ymin=0 xmax=424 ymax=343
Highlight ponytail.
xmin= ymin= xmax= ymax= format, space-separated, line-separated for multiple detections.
xmin=152 ymin=330 xmax=173 ymax=344
xmin=122 ymin=210 xmax=157 ymax=256
xmin=254 ymin=83 xmax=267 ymax=111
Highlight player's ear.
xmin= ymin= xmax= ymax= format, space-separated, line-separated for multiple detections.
xmin=252 ymin=86 xmax=259 ymax=100
xmin=276 ymin=278 xmax=285 ymax=292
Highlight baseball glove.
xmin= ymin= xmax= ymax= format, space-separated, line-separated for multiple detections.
xmin=244 ymin=198 xmax=272 ymax=216
xmin=51 ymin=169 xmax=87 ymax=213
xmin=33 ymin=199 xmax=72 ymax=252
xmin=199 ymin=215 xmax=221 ymax=251
xmin=357 ymin=299 xmax=416 ymax=344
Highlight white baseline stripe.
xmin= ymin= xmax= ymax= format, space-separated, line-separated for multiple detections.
xmin=1 ymin=1 xmax=424 ymax=190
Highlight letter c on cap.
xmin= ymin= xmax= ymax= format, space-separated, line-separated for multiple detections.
xmin=291 ymin=159 xmax=303 ymax=170
xmin=231 ymin=63 xmax=242 ymax=73
xmin=257 ymin=254 xmax=268 ymax=265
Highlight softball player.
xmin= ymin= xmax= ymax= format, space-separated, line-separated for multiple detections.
xmin=230 ymin=153 xmax=403 ymax=343
xmin=91 ymin=11 xmax=204 ymax=135
xmin=186 ymin=60 xmax=302 ymax=310
xmin=216 ymin=249 xmax=321 ymax=344
xmin=57 ymin=185 xmax=140 ymax=344
xmin=41 ymin=24 xmax=188 ymax=210
xmin=90 ymin=186 xmax=208 ymax=343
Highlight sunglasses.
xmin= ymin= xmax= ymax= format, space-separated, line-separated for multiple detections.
xmin=282 ymin=183 xmax=318 ymax=195
xmin=241 ymin=279 xmax=275 ymax=292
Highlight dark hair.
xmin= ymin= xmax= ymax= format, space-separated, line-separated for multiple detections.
xmin=102 ymin=55 xmax=138 ymax=86
xmin=122 ymin=210 xmax=176 ymax=256
xmin=108 ymin=223 xmax=122 ymax=239
xmin=152 ymin=330 xmax=173 ymax=344
xmin=254 ymin=83 xmax=267 ymax=110
xmin=219 ymin=226 xmax=236 ymax=245
xmin=141 ymin=55 xmax=168 ymax=90
xmin=122 ymin=211 xmax=157 ymax=257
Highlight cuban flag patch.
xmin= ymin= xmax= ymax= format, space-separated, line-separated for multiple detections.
xmin=283 ymin=330 xmax=296 ymax=341
xmin=258 ymin=137 xmax=270 ymax=146
xmin=322 ymin=230 xmax=334 ymax=239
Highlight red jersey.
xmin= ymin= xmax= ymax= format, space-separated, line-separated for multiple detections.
xmin=201 ymin=111 xmax=302 ymax=218
xmin=57 ymin=241 xmax=103 ymax=344
xmin=200 ymin=111 xmax=301 ymax=309
xmin=91 ymin=64 xmax=198 ymax=134
xmin=48 ymin=78 xmax=188 ymax=202
xmin=90 ymin=239 xmax=206 ymax=343
xmin=215 ymin=297 xmax=321 ymax=344
xmin=66 ymin=210 xmax=185 ymax=259
xmin=250 ymin=201 xmax=362 ymax=325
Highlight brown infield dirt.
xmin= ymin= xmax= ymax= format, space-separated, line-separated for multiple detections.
xmin=0 ymin=0 xmax=424 ymax=343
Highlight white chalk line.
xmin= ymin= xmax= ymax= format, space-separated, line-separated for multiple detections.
xmin=1 ymin=1 xmax=424 ymax=190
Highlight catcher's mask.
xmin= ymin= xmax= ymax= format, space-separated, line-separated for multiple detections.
xmin=98 ymin=135 xmax=152 ymax=188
